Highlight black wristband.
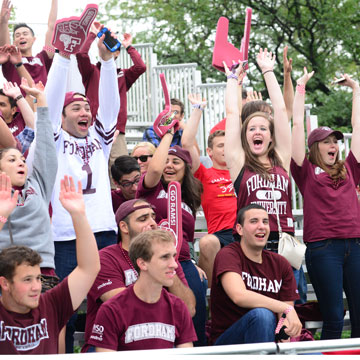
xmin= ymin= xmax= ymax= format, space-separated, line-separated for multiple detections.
xmin=14 ymin=62 xmax=23 ymax=68
xmin=126 ymin=45 xmax=131 ymax=51
xmin=15 ymin=94 xmax=24 ymax=102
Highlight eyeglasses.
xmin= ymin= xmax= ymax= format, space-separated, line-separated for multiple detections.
xmin=133 ymin=155 xmax=153 ymax=162
xmin=119 ymin=176 xmax=140 ymax=189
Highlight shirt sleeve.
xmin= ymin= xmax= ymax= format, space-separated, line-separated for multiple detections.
xmin=123 ymin=46 xmax=146 ymax=91
xmin=174 ymin=298 xmax=197 ymax=346
xmin=214 ymin=246 xmax=243 ymax=286
xmin=16 ymin=127 xmax=35 ymax=154
xmin=290 ymin=157 xmax=308 ymax=195
xmin=345 ymin=150 xmax=360 ymax=185
xmin=278 ymin=257 xmax=300 ymax=302
xmin=143 ymin=126 xmax=161 ymax=147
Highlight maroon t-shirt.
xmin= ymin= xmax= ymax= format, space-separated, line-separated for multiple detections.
xmin=290 ymin=151 xmax=360 ymax=243
xmin=136 ymin=175 xmax=194 ymax=262
xmin=234 ymin=166 xmax=295 ymax=234
xmin=210 ymin=242 xmax=298 ymax=344
xmin=88 ymin=285 xmax=197 ymax=350
xmin=111 ymin=189 xmax=127 ymax=214
xmin=83 ymin=243 xmax=188 ymax=350
xmin=2 ymin=50 xmax=52 ymax=88
xmin=0 ymin=278 xmax=73 ymax=354
xmin=7 ymin=112 xmax=25 ymax=137
xmin=194 ymin=164 xmax=237 ymax=234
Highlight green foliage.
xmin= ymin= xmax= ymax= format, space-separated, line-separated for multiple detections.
xmin=100 ymin=0 xmax=360 ymax=130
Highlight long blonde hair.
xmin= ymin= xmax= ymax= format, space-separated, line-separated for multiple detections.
xmin=241 ymin=111 xmax=283 ymax=179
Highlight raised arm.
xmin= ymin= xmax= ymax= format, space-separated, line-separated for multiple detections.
xmin=282 ymin=45 xmax=294 ymax=122
xmin=44 ymin=0 xmax=58 ymax=58
xmin=257 ymin=48 xmax=291 ymax=170
xmin=0 ymin=173 xmax=19 ymax=232
xmin=0 ymin=116 xmax=16 ymax=148
xmin=221 ymin=271 xmax=302 ymax=338
xmin=60 ymin=176 xmax=100 ymax=311
xmin=181 ymin=93 xmax=207 ymax=173
xmin=0 ymin=0 xmax=11 ymax=46
xmin=97 ymin=30 xmax=120 ymax=130
xmin=224 ymin=61 xmax=246 ymax=183
xmin=3 ymin=79 xmax=34 ymax=129
xmin=291 ymin=68 xmax=314 ymax=166
xmin=340 ymin=75 xmax=360 ymax=161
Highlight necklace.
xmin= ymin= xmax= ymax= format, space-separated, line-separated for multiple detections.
xmin=74 ymin=136 xmax=90 ymax=165
xmin=120 ymin=242 xmax=138 ymax=277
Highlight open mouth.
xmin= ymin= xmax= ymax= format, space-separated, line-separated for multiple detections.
xmin=19 ymin=41 xmax=27 ymax=46
xmin=17 ymin=170 xmax=25 ymax=175
xmin=328 ymin=151 xmax=335 ymax=158
xmin=77 ymin=120 xmax=88 ymax=130
xmin=255 ymin=233 xmax=266 ymax=239
xmin=253 ymin=139 xmax=263 ymax=150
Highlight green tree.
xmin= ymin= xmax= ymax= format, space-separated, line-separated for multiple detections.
xmin=101 ymin=0 xmax=360 ymax=130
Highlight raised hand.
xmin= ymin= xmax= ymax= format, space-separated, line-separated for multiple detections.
xmin=283 ymin=45 xmax=292 ymax=74
xmin=20 ymin=79 xmax=44 ymax=97
xmin=59 ymin=175 xmax=85 ymax=216
xmin=256 ymin=48 xmax=275 ymax=73
xmin=0 ymin=172 xmax=19 ymax=219
xmin=121 ymin=33 xmax=132 ymax=48
xmin=247 ymin=90 xmax=263 ymax=102
xmin=7 ymin=44 xmax=22 ymax=64
xmin=223 ymin=59 xmax=245 ymax=78
xmin=2 ymin=80 xmax=21 ymax=99
xmin=90 ymin=21 xmax=101 ymax=35
xmin=296 ymin=67 xmax=315 ymax=86
xmin=0 ymin=0 xmax=11 ymax=25
xmin=97 ymin=27 xmax=117 ymax=61
xmin=336 ymin=73 xmax=359 ymax=90
xmin=188 ymin=93 xmax=207 ymax=109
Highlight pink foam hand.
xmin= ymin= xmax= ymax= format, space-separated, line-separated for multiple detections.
xmin=52 ymin=4 xmax=98 ymax=55
xmin=153 ymin=73 xmax=180 ymax=138
xmin=158 ymin=181 xmax=183 ymax=260
xmin=212 ymin=8 xmax=252 ymax=73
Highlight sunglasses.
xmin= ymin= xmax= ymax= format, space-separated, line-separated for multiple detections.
xmin=119 ymin=176 xmax=140 ymax=189
xmin=133 ymin=155 xmax=153 ymax=162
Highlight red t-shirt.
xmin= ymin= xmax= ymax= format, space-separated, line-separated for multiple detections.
xmin=87 ymin=285 xmax=197 ymax=350
xmin=0 ymin=278 xmax=73 ymax=354
xmin=290 ymin=151 xmax=360 ymax=243
xmin=2 ymin=50 xmax=52 ymax=88
xmin=194 ymin=164 xmax=237 ymax=233
xmin=83 ymin=243 xmax=188 ymax=351
xmin=136 ymin=175 xmax=194 ymax=262
xmin=234 ymin=166 xmax=295 ymax=234
xmin=7 ymin=112 xmax=25 ymax=137
xmin=210 ymin=242 xmax=298 ymax=344
xmin=111 ymin=189 xmax=127 ymax=214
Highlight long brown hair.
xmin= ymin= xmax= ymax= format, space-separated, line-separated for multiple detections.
xmin=308 ymin=142 xmax=347 ymax=182
xmin=161 ymin=162 xmax=203 ymax=216
xmin=241 ymin=112 xmax=283 ymax=179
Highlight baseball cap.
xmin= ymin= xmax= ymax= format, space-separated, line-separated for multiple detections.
xmin=210 ymin=118 xmax=226 ymax=134
xmin=168 ymin=145 xmax=192 ymax=166
xmin=63 ymin=92 xmax=90 ymax=109
xmin=115 ymin=199 xmax=154 ymax=225
xmin=308 ymin=127 xmax=343 ymax=148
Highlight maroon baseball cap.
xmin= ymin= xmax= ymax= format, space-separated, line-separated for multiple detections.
xmin=115 ymin=199 xmax=154 ymax=225
xmin=168 ymin=145 xmax=192 ymax=166
xmin=307 ymin=126 xmax=343 ymax=148
xmin=63 ymin=91 xmax=90 ymax=109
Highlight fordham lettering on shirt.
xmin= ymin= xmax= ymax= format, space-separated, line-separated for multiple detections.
xmin=0 ymin=319 xmax=49 ymax=351
xmin=125 ymin=323 xmax=175 ymax=344
xmin=241 ymin=272 xmax=282 ymax=293
xmin=62 ymin=139 xmax=103 ymax=156
xmin=157 ymin=190 xmax=193 ymax=216
xmin=246 ymin=173 xmax=289 ymax=196
xmin=10 ymin=125 xmax=19 ymax=133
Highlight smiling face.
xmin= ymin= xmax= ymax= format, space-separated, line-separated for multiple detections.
xmin=13 ymin=26 xmax=36 ymax=56
xmin=207 ymin=135 xmax=226 ymax=168
xmin=62 ymin=99 xmax=92 ymax=138
xmin=143 ymin=240 xmax=178 ymax=288
xmin=236 ymin=208 xmax=270 ymax=251
xmin=0 ymin=95 xmax=16 ymax=124
xmin=163 ymin=155 xmax=185 ymax=184
xmin=0 ymin=148 xmax=27 ymax=187
xmin=318 ymin=135 xmax=339 ymax=166
xmin=245 ymin=116 xmax=272 ymax=159
xmin=118 ymin=170 xmax=141 ymax=200
xmin=132 ymin=146 xmax=153 ymax=174
xmin=0 ymin=263 xmax=42 ymax=314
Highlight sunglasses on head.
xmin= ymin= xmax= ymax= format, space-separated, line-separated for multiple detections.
xmin=133 ymin=155 xmax=153 ymax=162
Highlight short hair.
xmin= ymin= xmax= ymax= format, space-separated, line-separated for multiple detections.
xmin=0 ymin=246 xmax=42 ymax=281
xmin=13 ymin=23 xmax=35 ymax=37
xmin=170 ymin=98 xmax=185 ymax=115
xmin=236 ymin=204 xmax=267 ymax=226
xmin=0 ymin=89 xmax=16 ymax=108
xmin=241 ymin=100 xmax=273 ymax=123
xmin=208 ymin=130 xmax=225 ymax=148
xmin=242 ymin=89 xmax=247 ymax=100
xmin=131 ymin=142 xmax=156 ymax=156
xmin=111 ymin=155 xmax=140 ymax=183
xmin=129 ymin=230 xmax=174 ymax=273
xmin=0 ymin=147 xmax=20 ymax=164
